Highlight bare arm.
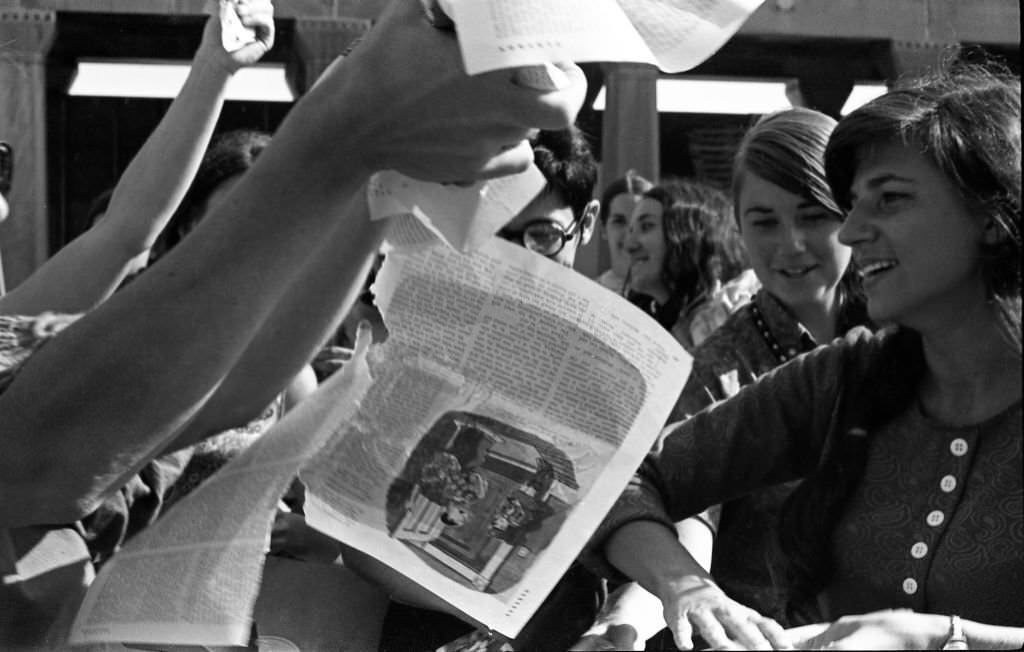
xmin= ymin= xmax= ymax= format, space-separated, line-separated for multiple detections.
xmin=0 ymin=0 xmax=585 ymax=528
xmin=605 ymin=520 xmax=790 ymax=651
xmin=165 ymin=195 xmax=387 ymax=451
xmin=0 ymin=1 xmax=274 ymax=316
xmin=801 ymin=610 xmax=1024 ymax=650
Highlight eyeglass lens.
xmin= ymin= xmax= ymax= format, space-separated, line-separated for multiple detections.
xmin=0 ymin=143 xmax=12 ymax=196
xmin=523 ymin=223 xmax=566 ymax=254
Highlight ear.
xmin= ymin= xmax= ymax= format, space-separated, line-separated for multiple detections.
xmin=579 ymin=199 xmax=599 ymax=245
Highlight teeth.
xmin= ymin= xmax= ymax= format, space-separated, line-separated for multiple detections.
xmin=860 ymin=260 xmax=897 ymax=277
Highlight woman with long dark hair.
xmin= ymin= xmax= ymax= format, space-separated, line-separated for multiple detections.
xmin=624 ymin=178 xmax=758 ymax=351
xmin=587 ymin=65 xmax=1023 ymax=650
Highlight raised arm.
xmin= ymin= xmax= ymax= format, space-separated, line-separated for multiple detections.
xmin=0 ymin=0 xmax=274 ymax=316
xmin=0 ymin=0 xmax=586 ymax=528
xmin=164 ymin=194 xmax=386 ymax=451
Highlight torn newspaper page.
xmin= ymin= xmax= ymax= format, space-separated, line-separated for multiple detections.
xmin=300 ymin=218 xmax=692 ymax=637
xmin=442 ymin=0 xmax=765 ymax=75
xmin=68 ymin=333 xmax=376 ymax=649
xmin=369 ymin=0 xmax=764 ymax=254
xmin=367 ymin=165 xmax=547 ymax=253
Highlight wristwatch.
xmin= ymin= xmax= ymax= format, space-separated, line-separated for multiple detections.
xmin=940 ymin=614 xmax=969 ymax=650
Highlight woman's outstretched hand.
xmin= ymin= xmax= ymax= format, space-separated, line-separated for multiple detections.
xmin=661 ymin=575 xmax=792 ymax=650
xmin=800 ymin=610 xmax=946 ymax=650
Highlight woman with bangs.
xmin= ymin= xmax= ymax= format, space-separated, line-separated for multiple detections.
xmin=578 ymin=107 xmax=872 ymax=651
xmin=584 ymin=65 xmax=1023 ymax=651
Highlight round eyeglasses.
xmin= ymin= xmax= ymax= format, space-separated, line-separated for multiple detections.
xmin=497 ymin=213 xmax=584 ymax=257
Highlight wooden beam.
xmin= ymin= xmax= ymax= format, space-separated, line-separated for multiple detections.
xmin=2 ymin=0 xmax=1017 ymax=46
xmin=740 ymin=0 xmax=1019 ymax=46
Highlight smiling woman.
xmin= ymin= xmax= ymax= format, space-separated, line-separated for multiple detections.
xmin=587 ymin=64 xmax=1023 ymax=651
xmin=623 ymin=177 xmax=758 ymax=351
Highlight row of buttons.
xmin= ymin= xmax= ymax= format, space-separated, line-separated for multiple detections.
xmin=902 ymin=438 xmax=969 ymax=595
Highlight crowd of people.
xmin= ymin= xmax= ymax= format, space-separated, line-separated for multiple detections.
xmin=0 ymin=0 xmax=1020 ymax=650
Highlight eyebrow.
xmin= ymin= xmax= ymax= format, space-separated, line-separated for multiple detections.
xmin=861 ymin=172 xmax=916 ymax=189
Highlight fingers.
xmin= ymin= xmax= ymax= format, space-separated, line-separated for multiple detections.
xmin=670 ymin=611 xmax=696 ymax=651
xmin=758 ymin=616 xmax=794 ymax=650
xmin=234 ymin=0 xmax=275 ymax=50
xmin=691 ymin=609 xmax=734 ymax=650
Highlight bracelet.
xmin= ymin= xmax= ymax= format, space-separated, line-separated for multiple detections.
xmin=940 ymin=614 xmax=968 ymax=650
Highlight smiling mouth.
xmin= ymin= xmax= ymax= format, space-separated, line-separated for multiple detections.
xmin=858 ymin=260 xmax=898 ymax=280
xmin=776 ymin=265 xmax=816 ymax=278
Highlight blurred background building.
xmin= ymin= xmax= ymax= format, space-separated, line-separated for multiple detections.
xmin=0 ymin=0 xmax=1019 ymax=282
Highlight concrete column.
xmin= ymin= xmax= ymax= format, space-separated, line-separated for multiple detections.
xmin=288 ymin=16 xmax=371 ymax=96
xmin=581 ymin=62 xmax=659 ymax=278
xmin=0 ymin=8 xmax=56 ymax=290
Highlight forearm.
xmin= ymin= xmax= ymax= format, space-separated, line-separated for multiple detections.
xmin=0 ymin=53 xmax=231 ymax=316
xmin=605 ymin=520 xmax=713 ymax=601
xmin=0 ymin=86 xmax=373 ymax=526
xmin=168 ymin=194 xmax=387 ymax=449
xmin=99 ymin=52 xmax=230 ymax=251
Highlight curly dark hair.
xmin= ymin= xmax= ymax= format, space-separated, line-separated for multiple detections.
xmin=641 ymin=178 xmax=748 ymax=307
xmin=153 ymin=129 xmax=272 ymax=259
xmin=530 ymin=127 xmax=598 ymax=220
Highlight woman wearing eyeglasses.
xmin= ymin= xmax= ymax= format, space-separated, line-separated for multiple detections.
xmin=624 ymin=178 xmax=760 ymax=351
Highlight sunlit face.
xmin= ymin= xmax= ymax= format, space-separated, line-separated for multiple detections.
xmin=838 ymin=142 xmax=987 ymax=329
xmin=625 ymin=197 xmax=669 ymax=302
xmin=603 ymin=193 xmax=642 ymax=278
xmin=737 ymin=171 xmax=850 ymax=314
xmin=0 ymin=192 xmax=8 ymax=223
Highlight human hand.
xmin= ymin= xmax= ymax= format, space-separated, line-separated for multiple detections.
xmin=198 ymin=0 xmax=275 ymax=73
xmin=304 ymin=0 xmax=586 ymax=184
xmin=570 ymin=625 xmax=644 ymax=651
xmin=660 ymin=575 xmax=792 ymax=650
xmin=800 ymin=610 xmax=947 ymax=650
xmin=269 ymin=510 xmax=344 ymax=563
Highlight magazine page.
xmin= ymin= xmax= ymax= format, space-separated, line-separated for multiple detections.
xmin=617 ymin=0 xmax=766 ymax=71
xmin=443 ymin=0 xmax=655 ymax=75
xmin=300 ymin=219 xmax=692 ymax=637
xmin=68 ymin=335 xmax=376 ymax=649
xmin=442 ymin=0 xmax=764 ymax=75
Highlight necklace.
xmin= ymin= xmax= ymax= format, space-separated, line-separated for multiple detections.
xmin=749 ymin=301 xmax=797 ymax=364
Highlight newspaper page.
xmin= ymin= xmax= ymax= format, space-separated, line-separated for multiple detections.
xmin=68 ymin=335 xmax=376 ymax=649
xmin=444 ymin=0 xmax=764 ymax=75
xmin=367 ymin=165 xmax=547 ymax=253
xmin=299 ymin=218 xmax=692 ymax=637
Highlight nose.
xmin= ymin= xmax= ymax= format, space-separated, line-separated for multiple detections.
xmin=838 ymin=202 xmax=872 ymax=246
xmin=624 ymin=225 xmax=641 ymax=251
xmin=779 ymin=223 xmax=808 ymax=254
